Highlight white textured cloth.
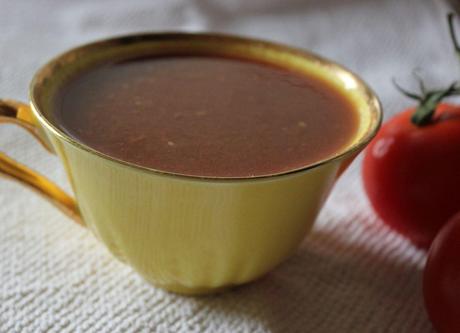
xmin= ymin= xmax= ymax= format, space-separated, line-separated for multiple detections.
xmin=0 ymin=0 xmax=455 ymax=331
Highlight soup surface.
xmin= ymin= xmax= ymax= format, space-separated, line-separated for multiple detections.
xmin=53 ymin=56 xmax=359 ymax=177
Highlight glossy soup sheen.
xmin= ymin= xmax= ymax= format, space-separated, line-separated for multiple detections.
xmin=53 ymin=56 xmax=359 ymax=178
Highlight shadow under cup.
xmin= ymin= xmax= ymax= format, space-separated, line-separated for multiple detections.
xmin=26 ymin=33 xmax=382 ymax=295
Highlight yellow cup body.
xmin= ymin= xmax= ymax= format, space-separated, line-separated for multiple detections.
xmin=50 ymin=136 xmax=340 ymax=294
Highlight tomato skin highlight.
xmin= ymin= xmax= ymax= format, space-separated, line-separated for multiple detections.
xmin=423 ymin=212 xmax=460 ymax=333
xmin=362 ymin=103 xmax=460 ymax=249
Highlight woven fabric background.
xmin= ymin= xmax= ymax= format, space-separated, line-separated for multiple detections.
xmin=0 ymin=0 xmax=455 ymax=331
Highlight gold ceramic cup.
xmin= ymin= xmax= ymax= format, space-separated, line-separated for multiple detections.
xmin=0 ymin=33 xmax=381 ymax=295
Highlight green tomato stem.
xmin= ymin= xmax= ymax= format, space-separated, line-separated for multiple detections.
xmin=411 ymin=84 xmax=460 ymax=126
xmin=448 ymin=13 xmax=460 ymax=62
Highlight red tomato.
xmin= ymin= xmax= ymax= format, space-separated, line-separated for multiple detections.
xmin=423 ymin=211 xmax=460 ymax=333
xmin=362 ymin=103 xmax=460 ymax=248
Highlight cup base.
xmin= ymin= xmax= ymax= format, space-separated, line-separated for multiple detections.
xmin=153 ymin=282 xmax=234 ymax=296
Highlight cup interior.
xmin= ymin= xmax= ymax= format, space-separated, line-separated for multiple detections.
xmin=30 ymin=33 xmax=382 ymax=179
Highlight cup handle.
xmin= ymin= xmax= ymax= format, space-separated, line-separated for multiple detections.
xmin=0 ymin=99 xmax=83 ymax=225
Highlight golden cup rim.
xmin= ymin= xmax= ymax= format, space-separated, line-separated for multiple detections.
xmin=29 ymin=32 xmax=383 ymax=181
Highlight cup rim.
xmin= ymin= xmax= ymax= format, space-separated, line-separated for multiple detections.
xmin=29 ymin=32 xmax=382 ymax=181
